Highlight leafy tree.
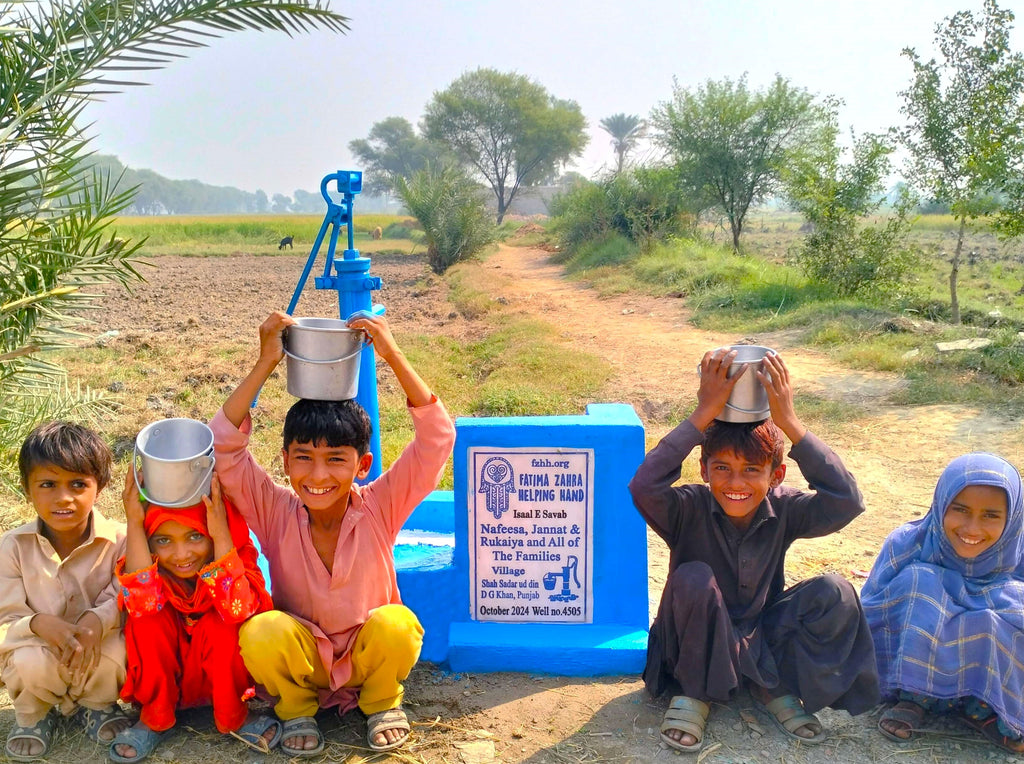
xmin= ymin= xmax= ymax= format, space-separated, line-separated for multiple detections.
xmin=900 ymin=0 xmax=1024 ymax=324
xmin=423 ymin=68 xmax=588 ymax=224
xmin=0 ymin=0 xmax=348 ymax=489
xmin=348 ymin=117 xmax=438 ymax=197
xmin=599 ymin=113 xmax=645 ymax=174
xmin=292 ymin=189 xmax=323 ymax=213
xmin=786 ymin=116 xmax=917 ymax=297
xmin=271 ymin=193 xmax=293 ymax=213
xmin=652 ymin=74 xmax=829 ymax=250
xmin=394 ymin=165 xmax=496 ymax=274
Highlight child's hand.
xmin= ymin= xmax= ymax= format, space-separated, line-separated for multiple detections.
xmin=202 ymin=473 xmax=233 ymax=559
xmin=347 ymin=312 xmax=399 ymax=362
xmin=756 ymin=353 xmax=806 ymax=444
xmin=258 ymin=311 xmax=297 ymax=367
xmin=122 ymin=467 xmax=146 ymax=525
xmin=688 ymin=348 xmax=745 ymax=431
xmin=66 ymin=612 xmax=103 ymax=683
xmin=29 ymin=614 xmax=91 ymax=669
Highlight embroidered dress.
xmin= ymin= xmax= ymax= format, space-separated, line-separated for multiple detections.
xmin=117 ymin=500 xmax=271 ymax=734
xmin=862 ymin=452 xmax=1024 ymax=736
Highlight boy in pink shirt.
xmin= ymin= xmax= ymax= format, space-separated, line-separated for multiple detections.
xmin=210 ymin=311 xmax=455 ymax=756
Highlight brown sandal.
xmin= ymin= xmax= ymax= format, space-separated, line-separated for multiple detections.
xmin=962 ymin=713 xmax=1024 ymax=754
xmin=878 ymin=700 xmax=926 ymax=742
xmin=660 ymin=695 xmax=709 ymax=753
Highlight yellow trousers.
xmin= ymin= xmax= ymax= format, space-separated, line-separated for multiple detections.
xmin=238 ymin=604 xmax=423 ymax=719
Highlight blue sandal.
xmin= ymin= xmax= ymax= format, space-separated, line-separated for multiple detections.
xmin=4 ymin=711 xmax=57 ymax=762
xmin=109 ymin=721 xmax=165 ymax=764
xmin=233 ymin=714 xmax=282 ymax=752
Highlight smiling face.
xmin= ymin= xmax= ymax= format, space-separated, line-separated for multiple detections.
xmin=282 ymin=440 xmax=373 ymax=516
xmin=942 ymin=484 xmax=1008 ymax=559
xmin=26 ymin=463 xmax=98 ymax=549
xmin=700 ymin=448 xmax=786 ymax=531
xmin=149 ymin=519 xmax=214 ymax=581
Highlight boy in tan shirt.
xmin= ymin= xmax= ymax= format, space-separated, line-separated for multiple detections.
xmin=0 ymin=422 xmax=129 ymax=761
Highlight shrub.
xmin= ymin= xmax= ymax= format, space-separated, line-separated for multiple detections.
xmin=395 ymin=166 xmax=497 ymax=274
xmin=382 ymin=222 xmax=413 ymax=239
xmin=549 ymin=167 xmax=694 ymax=255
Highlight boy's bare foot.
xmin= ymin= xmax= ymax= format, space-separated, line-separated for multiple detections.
xmin=5 ymin=712 xmax=56 ymax=760
xmin=659 ymin=696 xmax=709 ymax=752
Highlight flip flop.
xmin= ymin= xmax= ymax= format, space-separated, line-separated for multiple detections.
xmin=4 ymin=711 xmax=57 ymax=762
xmin=962 ymin=713 xmax=1024 ymax=754
xmin=233 ymin=714 xmax=283 ymax=752
xmin=659 ymin=695 xmax=709 ymax=753
xmin=77 ymin=705 xmax=132 ymax=744
xmin=366 ymin=707 xmax=411 ymax=752
xmin=878 ymin=700 xmax=926 ymax=742
xmin=279 ymin=715 xmax=324 ymax=757
xmin=109 ymin=721 xmax=165 ymax=764
xmin=755 ymin=693 xmax=826 ymax=744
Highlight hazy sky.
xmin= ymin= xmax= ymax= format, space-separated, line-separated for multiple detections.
xmin=82 ymin=0 xmax=1024 ymax=198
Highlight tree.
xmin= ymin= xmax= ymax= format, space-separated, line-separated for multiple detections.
xmin=652 ymin=74 xmax=829 ymax=250
xmin=0 ymin=0 xmax=348 ymax=489
xmin=599 ymin=113 xmax=645 ymax=174
xmin=900 ymin=0 xmax=1024 ymax=324
xmin=348 ymin=117 xmax=438 ymax=197
xmin=423 ymin=68 xmax=588 ymax=224
xmin=394 ymin=165 xmax=496 ymax=275
xmin=271 ymin=193 xmax=293 ymax=213
xmin=786 ymin=115 xmax=917 ymax=297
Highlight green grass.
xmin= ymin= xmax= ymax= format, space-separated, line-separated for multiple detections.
xmin=110 ymin=214 xmax=418 ymax=256
xmin=552 ymin=209 xmax=1024 ymax=409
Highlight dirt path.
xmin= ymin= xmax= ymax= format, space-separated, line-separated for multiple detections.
xmin=4 ymin=245 xmax=1023 ymax=764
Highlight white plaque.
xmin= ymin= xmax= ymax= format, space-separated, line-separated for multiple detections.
xmin=468 ymin=447 xmax=594 ymax=623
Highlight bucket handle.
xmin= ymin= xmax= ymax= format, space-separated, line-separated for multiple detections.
xmin=132 ymin=445 xmax=215 ymax=507
xmin=283 ymin=338 xmax=365 ymax=366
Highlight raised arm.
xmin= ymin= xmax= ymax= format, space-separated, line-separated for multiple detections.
xmin=222 ymin=311 xmax=296 ymax=428
xmin=346 ymin=313 xmax=432 ymax=407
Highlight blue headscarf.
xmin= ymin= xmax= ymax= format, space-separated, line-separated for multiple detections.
xmin=862 ymin=453 xmax=1024 ymax=733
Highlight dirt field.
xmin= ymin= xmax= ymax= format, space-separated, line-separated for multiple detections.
xmin=3 ymin=244 xmax=1023 ymax=763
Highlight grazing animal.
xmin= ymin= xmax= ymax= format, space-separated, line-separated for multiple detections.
xmin=278 ymin=236 xmax=294 ymax=250
xmin=371 ymin=226 xmax=383 ymax=240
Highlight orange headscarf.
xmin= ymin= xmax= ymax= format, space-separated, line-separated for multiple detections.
xmin=144 ymin=497 xmax=253 ymax=550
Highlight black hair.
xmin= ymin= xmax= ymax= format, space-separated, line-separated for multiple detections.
xmin=282 ymin=398 xmax=372 ymax=455
xmin=700 ymin=418 xmax=784 ymax=471
xmin=18 ymin=421 xmax=113 ymax=491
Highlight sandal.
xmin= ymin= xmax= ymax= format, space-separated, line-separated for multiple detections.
xmin=77 ymin=705 xmax=131 ymax=744
xmin=4 ymin=711 xmax=57 ymax=762
xmin=280 ymin=715 xmax=324 ymax=757
xmin=109 ymin=721 xmax=165 ymax=764
xmin=659 ymin=695 xmax=709 ymax=753
xmin=233 ymin=713 xmax=282 ymax=753
xmin=962 ymin=713 xmax=1024 ymax=754
xmin=755 ymin=693 xmax=826 ymax=744
xmin=878 ymin=700 xmax=926 ymax=742
xmin=366 ymin=707 xmax=411 ymax=752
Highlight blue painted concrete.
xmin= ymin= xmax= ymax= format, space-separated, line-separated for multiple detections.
xmin=396 ymin=403 xmax=649 ymax=675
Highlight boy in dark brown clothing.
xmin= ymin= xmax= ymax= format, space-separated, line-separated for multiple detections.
xmin=629 ymin=349 xmax=878 ymax=753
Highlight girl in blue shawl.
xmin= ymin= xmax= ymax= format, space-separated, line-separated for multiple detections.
xmin=861 ymin=452 xmax=1024 ymax=754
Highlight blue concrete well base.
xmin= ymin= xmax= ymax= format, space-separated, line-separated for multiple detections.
xmin=448 ymin=622 xmax=648 ymax=675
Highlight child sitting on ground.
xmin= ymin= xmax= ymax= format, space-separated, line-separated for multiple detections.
xmin=210 ymin=311 xmax=455 ymax=756
xmin=109 ymin=472 xmax=278 ymax=763
xmin=629 ymin=348 xmax=879 ymax=753
xmin=863 ymin=452 xmax=1024 ymax=754
xmin=0 ymin=421 xmax=130 ymax=761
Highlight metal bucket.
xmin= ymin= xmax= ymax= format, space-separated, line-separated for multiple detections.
xmin=714 ymin=345 xmax=776 ymax=423
xmin=134 ymin=418 xmax=215 ymax=508
xmin=283 ymin=317 xmax=364 ymax=401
